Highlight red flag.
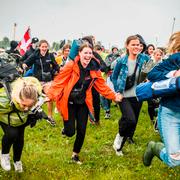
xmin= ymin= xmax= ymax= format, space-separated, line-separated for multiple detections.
xmin=18 ymin=27 xmax=31 ymax=55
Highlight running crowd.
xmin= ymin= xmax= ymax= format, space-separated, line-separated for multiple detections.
xmin=0 ymin=31 xmax=179 ymax=172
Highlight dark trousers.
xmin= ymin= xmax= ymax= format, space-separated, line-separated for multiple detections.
xmin=0 ymin=122 xmax=27 ymax=162
xmin=64 ymin=102 xmax=89 ymax=153
xmin=118 ymin=97 xmax=142 ymax=138
xmin=92 ymin=87 xmax=100 ymax=122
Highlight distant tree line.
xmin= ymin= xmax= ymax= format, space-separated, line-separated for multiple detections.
xmin=0 ymin=37 xmax=10 ymax=49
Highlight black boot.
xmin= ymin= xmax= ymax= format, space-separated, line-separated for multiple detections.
xmin=143 ymin=141 xmax=164 ymax=166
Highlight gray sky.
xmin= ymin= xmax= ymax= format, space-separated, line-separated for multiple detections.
xmin=0 ymin=0 xmax=180 ymax=49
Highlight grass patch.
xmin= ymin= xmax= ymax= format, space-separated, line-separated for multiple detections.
xmin=0 ymin=102 xmax=179 ymax=179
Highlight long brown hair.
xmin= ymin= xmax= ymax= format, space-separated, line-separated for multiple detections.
xmin=79 ymin=43 xmax=93 ymax=52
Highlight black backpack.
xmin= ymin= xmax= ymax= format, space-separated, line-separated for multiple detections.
xmin=0 ymin=53 xmax=20 ymax=87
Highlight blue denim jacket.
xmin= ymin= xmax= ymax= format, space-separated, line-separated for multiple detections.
xmin=112 ymin=53 xmax=149 ymax=93
xmin=148 ymin=52 xmax=180 ymax=111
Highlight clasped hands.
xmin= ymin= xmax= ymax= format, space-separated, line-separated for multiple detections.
xmin=115 ymin=92 xmax=123 ymax=102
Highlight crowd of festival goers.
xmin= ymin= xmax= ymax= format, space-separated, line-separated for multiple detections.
xmin=0 ymin=31 xmax=179 ymax=172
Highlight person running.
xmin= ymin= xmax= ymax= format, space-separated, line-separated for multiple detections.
xmin=143 ymin=31 xmax=180 ymax=167
xmin=0 ymin=77 xmax=41 ymax=172
xmin=112 ymin=35 xmax=149 ymax=156
xmin=47 ymin=43 xmax=123 ymax=164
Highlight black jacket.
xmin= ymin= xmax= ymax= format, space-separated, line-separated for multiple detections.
xmin=20 ymin=46 xmax=36 ymax=62
xmin=24 ymin=49 xmax=59 ymax=81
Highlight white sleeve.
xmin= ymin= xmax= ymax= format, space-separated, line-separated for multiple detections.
xmin=165 ymin=70 xmax=176 ymax=78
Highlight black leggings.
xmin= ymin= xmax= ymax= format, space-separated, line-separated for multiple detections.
xmin=0 ymin=122 xmax=27 ymax=162
xmin=92 ymin=87 xmax=100 ymax=122
xmin=64 ymin=102 xmax=89 ymax=153
xmin=118 ymin=97 xmax=142 ymax=138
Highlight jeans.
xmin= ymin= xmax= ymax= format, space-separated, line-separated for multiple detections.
xmin=100 ymin=96 xmax=111 ymax=111
xmin=158 ymin=105 xmax=180 ymax=167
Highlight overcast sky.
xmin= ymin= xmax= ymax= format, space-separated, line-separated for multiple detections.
xmin=0 ymin=0 xmax=179 ymax=49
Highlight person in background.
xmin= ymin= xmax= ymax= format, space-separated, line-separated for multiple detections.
xmin=6 ymin=40 xmax=21 ymax=65
xmin=20 ymin=37 xmax=39 ymax=77
xmin=112 ymin=35 xmax=150 ymax=156
xmin=48 ymin=43 xmax=123 ymax=164
xmin=146 ymin=48 xmax=163 ymax=125
xmin=143 ymin=31 xmax=180 ymax=167
xmin=20 ymin=37 xmax=39 ymax=62
xmin=145 ymin=44 xmax=155 ymax=57
xmin=55 ymin=43 xmax=71 ymax=67
xmin=6 ymin=40 xmax=20 ymax=55
xmin=102 ymin=46 xmax=121 ymax=119
xmin=136 ymin=34 xmax=147 ymax=54
xmin=22 ymin=39 xmax=59 ymax=126
xmin=0 ymin=77 xmax=41 ymax=172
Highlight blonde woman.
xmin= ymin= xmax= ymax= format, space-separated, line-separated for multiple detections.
xmin=0 ymin=77 xmax=41 ymax=172
xmin=143 ymin=31 xmax=180 ymax=167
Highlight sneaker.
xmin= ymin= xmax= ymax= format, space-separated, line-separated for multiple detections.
xmin=46 ymin=117 xmax=56 ymax=126
xmin=72 ymin=155 xmax=82 ymax=165
xmin=113 ymin=133 xmax=123 ymax=150
xmin=105 ymin=113 xmax=111 ymax=119
xmin=14 ymin=161 xmax=23 ymax=173
xmin=113 ymin=144 xmax=124 ymax=156
xmin=0 ymin=153 xmax=11 ymax=171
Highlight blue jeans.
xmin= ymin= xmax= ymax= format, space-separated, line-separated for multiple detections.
xmin=100 ymin=96 xmax=111 ymax=111
xmin=158 ymin=105 xmax=180 ymax=167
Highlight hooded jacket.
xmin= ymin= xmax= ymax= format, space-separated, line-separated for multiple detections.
xmin=48 ymin=56 xmax=116 ymax=121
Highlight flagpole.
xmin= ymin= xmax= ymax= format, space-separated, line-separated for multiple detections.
xmin=13 ymin=23 xmax=17 ymax=40
xmin=171 ymin=17 xmax=176 ymax=35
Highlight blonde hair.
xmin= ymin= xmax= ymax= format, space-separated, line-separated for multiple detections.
xmin=11 ymin=77 xmax=41 ymax=103
xmin=167 ymin=31 xmax=180 ymax=54
xmin=153 ymin=48 xmax=163 ymax=56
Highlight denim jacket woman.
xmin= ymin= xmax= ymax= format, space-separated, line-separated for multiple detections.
xmin=112 ymin=53 xmax=149 ymax=93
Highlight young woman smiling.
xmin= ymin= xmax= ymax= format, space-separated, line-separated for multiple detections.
xmin=48 ymin=43 xmax=123 ymax=164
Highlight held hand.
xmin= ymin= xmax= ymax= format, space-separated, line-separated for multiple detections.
xmin=174 ymin=69 xmax=180 ymax=77
xmin=115 ymin=93 xmax=123 ymax=102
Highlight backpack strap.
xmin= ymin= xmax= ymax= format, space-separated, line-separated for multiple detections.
xmin=1 ymin=80 xmax=24 ymax=126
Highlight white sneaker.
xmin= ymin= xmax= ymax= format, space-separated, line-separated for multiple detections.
xmin=105 ymin=113 xmax=111 ymax=119
xmin=113 ymin=133 xmax=123 ymax=149
xmin=14 ymin=161 xmax=23 ymax=173
xmin=0 ymin=153 xmax=11 ymax=171
xmin=113 ymin=144 xmax=124 ymax=156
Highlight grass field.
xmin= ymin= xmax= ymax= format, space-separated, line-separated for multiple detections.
xmin=0 ymin=102 xmax=179 ymax=180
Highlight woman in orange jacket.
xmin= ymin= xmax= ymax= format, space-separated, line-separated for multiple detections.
xmin=48 ymin=43 xmax=123 ymax=164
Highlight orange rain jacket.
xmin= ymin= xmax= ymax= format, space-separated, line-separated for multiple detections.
xmin=48 ymin=56 xmax=116 ymax=121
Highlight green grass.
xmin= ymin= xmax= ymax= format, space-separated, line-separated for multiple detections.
xmin=0 ymin=102 xmax=179 ymax=179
